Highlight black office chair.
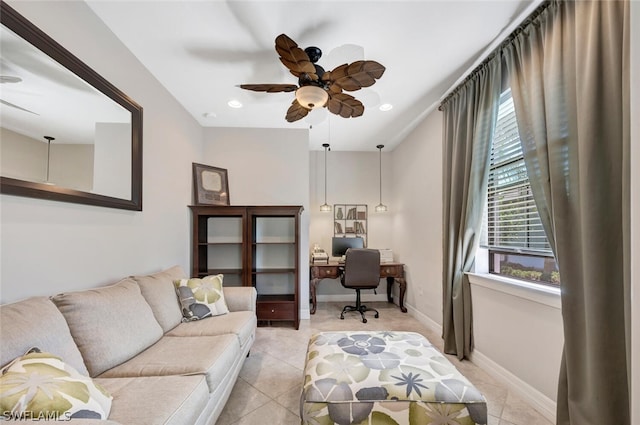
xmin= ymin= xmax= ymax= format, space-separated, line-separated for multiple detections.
xmin=340 ymin=248 xmax=381 ymax=323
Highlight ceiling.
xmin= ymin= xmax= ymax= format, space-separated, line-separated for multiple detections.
xmin=87 ymin=0 xmax=536 ymax=152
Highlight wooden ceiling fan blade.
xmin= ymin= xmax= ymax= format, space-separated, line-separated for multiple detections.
xmin=327 ymin=93 xmax=364 ymax=118
xmin=275 ymin=34 xmax=316 ymax=77
xmin=0 ymin=99 xmax=39 ymax=115
xmin=328 ymin=60 xmax=386 ymax=92
xmin=286 ymin=99 xmax=310 ymax=122
xmin=238 ymin=84 xmax=298 ymax=93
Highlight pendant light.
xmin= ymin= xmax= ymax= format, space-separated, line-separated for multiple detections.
xmin=319 ymin=142 xmax=332 ymax=212
xmin=375 ymin=144 xmax=387 ymax=212
xmin=44 ymin=136 xmax=55 ymax=184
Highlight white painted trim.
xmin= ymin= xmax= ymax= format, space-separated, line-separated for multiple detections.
xmin=406 ymin=303 xmax=443 ymax=335
xmin=469 ymin=350 xmax=557 ymax=423
xmin=300 ymin=307 xmax=310 ymax=320
xmin=467 ymin=272 xmax=561 ymax=310
xmin=316 ymin=294 xmax=389 ymax=303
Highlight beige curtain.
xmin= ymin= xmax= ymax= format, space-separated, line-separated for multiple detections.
xmin=441 ymin=57 xmax=501 ymax=360
xmin=503 ymin=1 xmax=630 ymax=423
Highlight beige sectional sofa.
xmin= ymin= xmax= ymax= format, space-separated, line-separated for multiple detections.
xmin=0 ymin=266 xmax=257 ymax=425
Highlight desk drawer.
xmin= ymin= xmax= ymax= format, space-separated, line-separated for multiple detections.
xmin=380 ymin=265 xmax=402 ymax=278
xmin=257 ymin=302 xmax=295 ymax=320
xmin=312 ymin=266 xmax=341 ymax=279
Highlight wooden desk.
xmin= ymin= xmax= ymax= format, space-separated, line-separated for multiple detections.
xmin=309 ymin=262 xmax=407 ymax=314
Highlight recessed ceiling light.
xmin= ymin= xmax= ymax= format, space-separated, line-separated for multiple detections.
xmin=228 ymin=100 xmax=243 ymax=109
xmin=203 ymin=112 xmax=217 ymax=118
xmin=379 ymin=103 xmax=393 ymax=112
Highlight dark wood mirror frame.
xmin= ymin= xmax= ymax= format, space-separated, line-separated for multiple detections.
xmin=0 ymin=1 xmax=143 ymax=211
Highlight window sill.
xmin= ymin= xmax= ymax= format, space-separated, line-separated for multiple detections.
xmin=466 ymin=272 xmax=561 ymax=310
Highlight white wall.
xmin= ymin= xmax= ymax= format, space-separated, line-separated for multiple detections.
xmin=390 ymin=110 xmax=443 ymax=325
xmin=308 ymin=149 xmax=393 ymax=299
xmin=0 ymin=1 xmax=203 ymax=304
xmin=0 ymin=128 xmax=94 ymax=191
xmin=202 ymin=127 xmax=310 ymax=317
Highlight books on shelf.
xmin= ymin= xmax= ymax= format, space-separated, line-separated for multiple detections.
xmin=354 ymin=221 xmax=366 ymax=234
xmin=334 ymin=222 xmax=343 ymax=234
xmin=357 ymin=211 xmax=366 ymax=220
xmin=346 ymin=207 xmax=357 ymax=219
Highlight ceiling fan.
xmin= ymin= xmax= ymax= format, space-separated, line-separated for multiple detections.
xmin=238 ymin=34 xmax=385 ymax=123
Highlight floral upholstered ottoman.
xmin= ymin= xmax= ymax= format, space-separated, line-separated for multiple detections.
xmin=300 ymin=331 xmax=487 ymax=425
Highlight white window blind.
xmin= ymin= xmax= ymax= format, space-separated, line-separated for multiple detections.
xmin=486 ymin=90 xmax=553 ymax=255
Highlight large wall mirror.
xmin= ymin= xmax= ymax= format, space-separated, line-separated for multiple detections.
xmin=0 ymin=1 xmax=143 ymax=210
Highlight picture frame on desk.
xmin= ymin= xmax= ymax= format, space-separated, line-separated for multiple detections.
xmin=193 ymin=163 xmax=230 ymax=206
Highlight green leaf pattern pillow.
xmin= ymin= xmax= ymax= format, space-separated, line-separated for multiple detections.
xmin=0 ymin=349 xmax=112 ymax=420
xmin=174 ymin=274 xmax=229 ymax=320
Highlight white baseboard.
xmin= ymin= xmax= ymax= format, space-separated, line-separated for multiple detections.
xmin=299 ymin=307 xmax=310 ymax=320
xmin=316 ymin=294 xmax=390 ymax=303
xmin=405 ymin=303 xmax=443 ymax=335
xmin=469 ymin=350 xmax=557 ymax=423
xmin=405 ymin=303 xmax=556 ymax=423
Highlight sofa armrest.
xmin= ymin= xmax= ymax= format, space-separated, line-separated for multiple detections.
xmin=224 ymin=286 xmax=257 ymax=312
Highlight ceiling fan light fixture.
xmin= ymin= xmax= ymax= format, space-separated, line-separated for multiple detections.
xmin=295 ymin=85 xmax=328 ymax=110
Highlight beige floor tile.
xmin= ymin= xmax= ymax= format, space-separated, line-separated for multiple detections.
xmin=230 ymin=400 xmax=300 ymax=425
xmin=274 ymin=383 xmax=303 ymax=416
xmin=488 ymin=414 xmax=501 ymax=425
xmin=223 ymin=302 xmax=552 ymax=425
xmin=500 ymin=391 xmax=553 ymax=425
xmin=238 ymin=350 xmax=303 ymax=398
xmin=216 ymin=378 xmax=271 ymax=425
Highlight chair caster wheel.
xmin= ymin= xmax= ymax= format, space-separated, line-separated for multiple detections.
xmin=340 ymin=315 xmax=344 ymax=320
xmin=374 ymin=313 xmax=379 ymax=318
xmin=363 ymin=318 xmax=367 ymax=323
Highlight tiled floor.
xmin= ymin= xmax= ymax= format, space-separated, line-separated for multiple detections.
xmin=217 ymin=302 xmax=554 ymax=425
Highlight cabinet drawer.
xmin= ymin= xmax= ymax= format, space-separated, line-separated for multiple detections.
xmin=380 ymin=265 xmax=402 ymax=278
xmin=257 ymin=302 xmax=295 ymax=320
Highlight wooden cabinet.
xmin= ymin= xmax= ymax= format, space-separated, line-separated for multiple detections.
xmin=189 ymin=205 xmax=303 ymax=329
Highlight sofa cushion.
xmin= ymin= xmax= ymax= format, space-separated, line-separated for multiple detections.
xmin=0 ymin=349 xmax=112 ymax=420
xmin=132 ymin=265 xmax=185 ymax=333
xmin=95 ymin=375 xmax=208 ymax=425
xmin=174 ymin=275 xmax=229 ymax=319
xmin=166 ymin=311 xmax=256 ymax=351
xmin=0 ymin=297 xmax=88 ymax=376
xmin=51 ymin=279 xmax=163 ymax=377
xmin=98 ymin=334 xmax=240 ymax=393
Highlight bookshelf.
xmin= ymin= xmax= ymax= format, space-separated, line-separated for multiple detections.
xmin=333 ymin=204 xmax=367 ymax=247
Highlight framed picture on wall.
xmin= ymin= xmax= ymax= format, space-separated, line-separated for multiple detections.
xmin=192 ymin=163 xmax=230 ymax=206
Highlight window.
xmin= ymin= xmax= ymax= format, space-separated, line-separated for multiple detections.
xmin=483 ymin=90 xmax=559 ymax=286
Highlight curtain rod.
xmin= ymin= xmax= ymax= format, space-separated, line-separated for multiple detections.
xmin=438 ymin=0 xmax=553 ymax=111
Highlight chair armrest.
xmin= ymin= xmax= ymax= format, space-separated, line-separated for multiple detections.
xmin=224 ymin=286 xmax=257 ymax=312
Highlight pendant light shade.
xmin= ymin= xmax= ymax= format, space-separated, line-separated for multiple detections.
xmin=320 ymin=143 xmax=331 ymax=212
xmin=375 ymin=144 xmax=387 ymax=212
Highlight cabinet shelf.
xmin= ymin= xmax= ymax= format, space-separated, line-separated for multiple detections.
xmin=257 ymin=294 xmax=295 ymax=302
xmin=251 ymin=267 xmax=295 ymax=274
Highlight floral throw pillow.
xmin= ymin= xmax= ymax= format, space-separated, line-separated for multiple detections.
xmin=0 ymin=348 xmax=112 ymax=421
xmin=174 ymin=274 xmax=229 ymax=321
